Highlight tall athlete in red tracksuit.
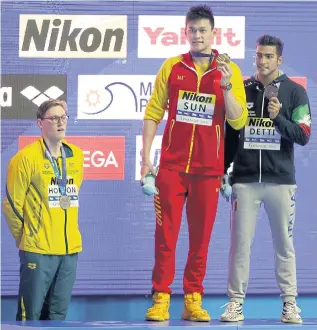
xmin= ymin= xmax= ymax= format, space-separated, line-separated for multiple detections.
xmin=141 ymin=5 xmax=247 ymax=321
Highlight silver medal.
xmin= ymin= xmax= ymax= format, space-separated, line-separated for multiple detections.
xmin=59 ymin=195 xmax=71 ymax=210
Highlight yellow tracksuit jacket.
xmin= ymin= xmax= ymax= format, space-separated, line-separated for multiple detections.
xmin=3 ymin=138 xmax=84 ymax=255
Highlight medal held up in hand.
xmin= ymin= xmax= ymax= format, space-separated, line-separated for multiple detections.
xmin=264 ymin=84 xmax=279 ymax=99
xmin=216 ymin=53 xmax=231 ymax=65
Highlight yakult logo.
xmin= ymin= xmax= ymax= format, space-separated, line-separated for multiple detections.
xmin=18 ymin=136 xmax=125 ymax=180
xmin=138 ymin=15 xmax=245 ymax=59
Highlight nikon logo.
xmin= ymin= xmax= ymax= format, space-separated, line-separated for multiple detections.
xmin=182 ymin=91 xmax=213 ymax=104
xmin=19 ymin=15 xmax=127 ymax=58
xmin=248 ymin=117 xmax=274 ymax=128
xmin=50 ymin=177 xmax=74 ymax=185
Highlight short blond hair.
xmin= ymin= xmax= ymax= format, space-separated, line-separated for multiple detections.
xmin=37 ymin=99 xmax=67 ymax=119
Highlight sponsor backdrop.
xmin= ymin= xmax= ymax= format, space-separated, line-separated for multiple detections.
xmin=1 ymin=1 xmax=316 ymax=295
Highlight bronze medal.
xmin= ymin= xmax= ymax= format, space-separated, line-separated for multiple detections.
xmin=264 ymin=84 xmax=279 ymax=99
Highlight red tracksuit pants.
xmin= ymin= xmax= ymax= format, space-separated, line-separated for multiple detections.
xmin=152 ymin=168 xmax=220 ymax=294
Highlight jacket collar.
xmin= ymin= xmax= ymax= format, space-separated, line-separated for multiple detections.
xmin=39 ymin=137 xmax=74 ymax=158
xmin=181 ymin=49 xmax=219 ymax=71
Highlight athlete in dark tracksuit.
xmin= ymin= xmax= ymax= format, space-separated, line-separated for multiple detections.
xmin=221 ymin=71 xmax=311 ymax=323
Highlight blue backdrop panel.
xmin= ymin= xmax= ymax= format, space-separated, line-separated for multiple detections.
xmin=1 ymin=1 xmax=316 ymax=295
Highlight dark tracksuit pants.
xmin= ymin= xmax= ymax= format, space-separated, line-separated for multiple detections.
xmin=152 ymin=168 xmax=220 ymax=294
xmin=16 ymin=250 xmax=78 ymax=320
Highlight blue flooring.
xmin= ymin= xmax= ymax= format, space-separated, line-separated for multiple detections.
xmin=2 ymin=319 xmax=317 ymax=330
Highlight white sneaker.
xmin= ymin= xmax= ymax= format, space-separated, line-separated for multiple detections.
xmin=219 ymin=299 xmax=244 ymax=322
xmin=281 ymin=300 xmax=303 ymax=324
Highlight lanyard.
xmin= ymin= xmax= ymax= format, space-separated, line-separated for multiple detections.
xmin=190 ymin=51 xmax=215 ymax=64
xmin=44 ymin=140 xmax=67 ymax=196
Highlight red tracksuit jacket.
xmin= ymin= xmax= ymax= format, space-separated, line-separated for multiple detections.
xmin=144 ymin=50 xmax=247 ymax=176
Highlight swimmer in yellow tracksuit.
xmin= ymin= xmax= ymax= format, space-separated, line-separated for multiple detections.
xmin=3 ymin=99 xmax=84 ymax=320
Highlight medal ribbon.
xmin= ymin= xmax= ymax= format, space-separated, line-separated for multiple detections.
xmin=44 ymin=140 xmax=67 ymax=196
xmin=190 ymin=51 xmax=215 ymax=64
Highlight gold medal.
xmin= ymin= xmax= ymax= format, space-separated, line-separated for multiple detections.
xmin=59 ymin=195 xmax=71 ymax=210
xmin=216 ymin=53 xmax=231 ymax=65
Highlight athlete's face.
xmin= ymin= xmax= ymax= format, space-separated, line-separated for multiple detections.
xmin=255 ymin=45 xmax=282 ymax=78
xmin=186 ymin=19 xmax=216 ymax=54
xmin=37 ymin=105 xmax=68 ymax=143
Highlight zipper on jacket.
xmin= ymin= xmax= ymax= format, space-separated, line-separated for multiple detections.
xmin=165 ymin=119 xmax=175 ymax=151
xmin=186 ymin=126 xmax=196 ymax=173
xmin=259 ymin=91 xmax=265 ymax=183
xmin=64 ymin=210 xmax=69 ymax=254
xmin=216 ymin=125 xmax=221 ymax=158
xmin=181 ymin=61 xmax=216 ymax=173
xmin=186 ymin=72 xmax=200 ymax=173
xmin=56 ymin=156 xmax=69 ymax=254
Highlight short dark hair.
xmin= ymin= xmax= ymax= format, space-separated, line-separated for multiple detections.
xmin=256 ymin=35 xmax=284 ymax=56
xmin=186 ymin=5 xmax=215 ymax=29
xmin=37 ymin=99 xmax=67 ymax=119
